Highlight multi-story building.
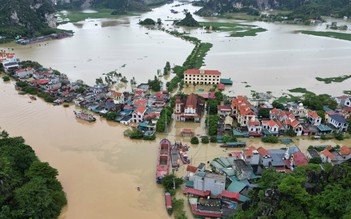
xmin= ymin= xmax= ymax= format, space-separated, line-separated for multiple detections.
xmin=174 ymin=93 xmax=204 ymax=122
xmin=231 ymin=96 xmax=256 ymax=126
xmin=193 ymin=172 xmax=226 ymax=196
xmin=184 ymin=68 xmax=221 ymax=85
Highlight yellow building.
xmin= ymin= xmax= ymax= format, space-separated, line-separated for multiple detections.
xmin=184 ymin=68 xmax=221 ymax=85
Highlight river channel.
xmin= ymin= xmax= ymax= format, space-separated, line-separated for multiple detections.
xmin=1 ymin=1 xmax=351 ymax=218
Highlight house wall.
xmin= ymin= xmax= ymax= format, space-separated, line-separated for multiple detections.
xmin=193 ymin=175 xmax=225 ymax=196
xmin=184 ymin=73 xmax=220 ymax=85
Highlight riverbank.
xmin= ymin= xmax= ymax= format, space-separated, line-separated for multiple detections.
xmin=298 ymin=30 xmax=351 ymax=41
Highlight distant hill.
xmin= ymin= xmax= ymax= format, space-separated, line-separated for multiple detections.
xmin=0 ymin=0 xmax=56 ymax=38
xmin=56 ymin=0 xmax=167 ymax=13
xmin=196 ymin=0 xmax=351 ymax=19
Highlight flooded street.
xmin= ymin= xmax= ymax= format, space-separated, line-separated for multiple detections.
xmin=1 ymin=1 xmax=351 ymax=218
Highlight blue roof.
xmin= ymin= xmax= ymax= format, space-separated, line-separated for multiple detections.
xmin=239 ymin=195 xmax=250 ymax=202
xmin=317 ymin=125 xmax=332 ymax=132
xmin=323 ymin=106 xmax=333 ymax=112
xmin=220 ymin=78 xmax=233 ymax=85
xmin=329 ymin=114 xmax=347 ymax=124
xmin=280 ymin=138 xmax=293 ymax=144
xmin=186 ymin=180 xmax=194 ymax=188
xmin=227 ymin=179 xmax=247 ymax=193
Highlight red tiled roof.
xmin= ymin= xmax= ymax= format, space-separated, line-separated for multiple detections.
xmin=184 ymin=69 xmax=221 ymax=76
xmin=219 ymin=190 xmax=240 ymax=202
xmin=135 ymin=89 xmax=144 ymax=95
xmin=285 ymin=118 xmax=300 ymax=128
xmin=218 ymin=84 xmax=225 ymax=90
xmin=186 ymin=93 xmax=198 ymax=108
xmin=343 ymin=107 xmax=351 ymax=113
xmin=270 ymin=108 xmax=280 ymax=115
xmin=262 ymin=120 xmax=278 ymax=127
xmin=175 ymin=96 xmax=182 ymax=103
xmin=62 ymin=90 xmax=69 ymax=95
xmin=321 ymin=149 xmax=335 ymax=160
xmin=248 ymin=120 xmax=260 ymax=126
xmin=292 ymin=151 xmax=308 ymax=166
xmin=184 ymin=188 xmax=211 ymax=197
xmin=134 ymin=99 xmax=147 ymax=106
xmin=276 ymin=120 xmax=284 ymax=128
xmin=34 ymin=79 xmax=49 ymax=85
xmin=135 ymin=105 xmax=146 ymax=115
xmin=182 ymin=129 xmax=194 ymax=133
xmin=257 ymin=147 xmax=269 ymax=156
xmin=243 ymin=146 xmax=256 ymax=156
xmin=218 ymin=105 xmax=231 ymax=111
xmin=228 ymin=152 xmax=241 ymax=157
xmin=186 ymin=165 xmax=198 ymax=173
xmin=248 ymin=145 xmax=256 ymax=151
xmin=340 ymin=146 xmax=351 ymax=155
xmin=110 ymin=90 xmax=122 ymax=97
xmin=124 ymin=105 xmax=133 ymax=110
xmin=337 ymin=95 xmax=349 ymax=100
xmin=308 ymin=111 xmax=319 ymax=119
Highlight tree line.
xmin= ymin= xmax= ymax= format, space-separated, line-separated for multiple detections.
xmin=0 ymin=134 xmax=67 ymax=218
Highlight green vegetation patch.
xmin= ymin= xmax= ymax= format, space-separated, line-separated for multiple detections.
xmin=288 ymin=87 xmax=315 ymax=95
xmin=299 ymin=30 xmax=351 ymax=41
xmin=316 ymin=75 xmax=351 ymax=84
xmin=0 ymin=135 xmax=67 ymax=218
xmin=230 ymin=28 xmax=267 ymax=37
xmin=63 ymin=9 xmax=133 ymax=23
xmin=199 ymin=22 xmax=266 ymax=37
xmin=343 ymin=90 xmax=351 ymax=95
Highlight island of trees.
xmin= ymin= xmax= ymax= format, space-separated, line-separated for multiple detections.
xmin=0 ymin=131 xmax=67 ymax=218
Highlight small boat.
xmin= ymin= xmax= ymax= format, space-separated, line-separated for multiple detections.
xmin=29 ymin=96 xmax=37 ymax=100
xmin=74 ymin=110 xmax=96 ymax=122
xmin=156 ymin=139 xmax=171 ymax=183
xmin=180 ymin=151 xmax=190 ymax=164
xmin=220 ymin=142 xmax=246 ymax=148
xmin=171 ymin=144 xmax=180 ymax=168
xmin=165 ymin=192 xmax=173 ymax=215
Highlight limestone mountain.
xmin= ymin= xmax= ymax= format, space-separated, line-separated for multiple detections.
xmin=196 ymin=0 xmax=351 ymax=18
xmin=0 ymin=0 xmax=56 ymax=38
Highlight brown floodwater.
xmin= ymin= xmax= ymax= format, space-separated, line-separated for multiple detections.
xmin=1 ymin=2 xmax=351 ymax=96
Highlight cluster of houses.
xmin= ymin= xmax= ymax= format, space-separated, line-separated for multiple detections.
xmin=0 ymin=51 xmax=19 ymax=72
xmin=215 ymin=95 xmax=350 ymax=137
xmin=182 ymin=143 xmax=351 ymax=218
xmin=6 ymin=60 xmax=170 ymax=134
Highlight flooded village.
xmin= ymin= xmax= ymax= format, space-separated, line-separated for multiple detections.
xmin=1 ymin=46 xmax=351 ymax=218
xmin=1 ymin=1 xmax=351 ymax=218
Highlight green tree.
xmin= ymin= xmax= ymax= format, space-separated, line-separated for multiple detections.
xmin=272 ymin=100 xmax=284 ymax=109
xmin=161 ymin=174 xmax=184 ymax=193
xmin=2 ymin=76 xmax=10 ymax=82
xmin=309 ymin=157 xmax=322 ymax=164
xmin=191 ymin=137 xmax=199 ymax=144
xmin=258 ymin=108 xmax=270 ymax=119
xmin=201 ymin=136 xmax=209 ymax=144
xmin=262 ymin=135 xmax=279 ymax=143
xmin=129 ymin=128 xmax=144 ymax=139
xmin=210 ymin=136 xmax=217 ymax=143
xmin=207 ymin=99 xmax=219 ymax=115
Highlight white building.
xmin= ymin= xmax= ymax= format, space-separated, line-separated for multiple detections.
xmin=184 ymin=68 xmax=221 ymax=85
xmin=193 ymin=172 xmax=226 ymax=197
